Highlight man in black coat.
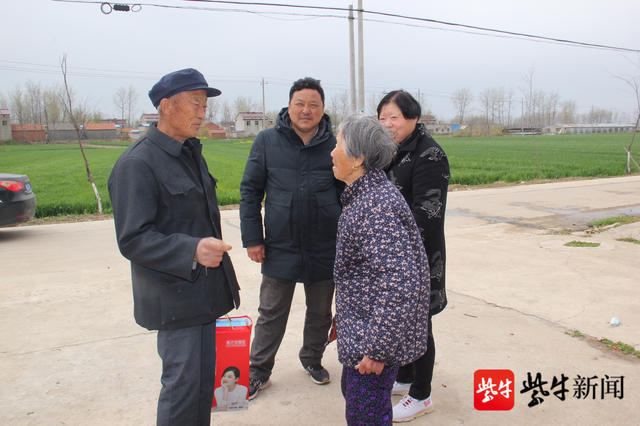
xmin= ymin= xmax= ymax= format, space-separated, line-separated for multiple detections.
xmin=240 ymin=77 xmax=341 ymax=399
xmin=109 ymin=68 xmax=240 ymax=426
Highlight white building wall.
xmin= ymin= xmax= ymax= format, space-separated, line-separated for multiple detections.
xmin=0 ymin=114 xmax=12 ymax=141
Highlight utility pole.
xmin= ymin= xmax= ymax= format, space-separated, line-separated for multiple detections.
xmin=348 ymin=4 xmax=356 ymax=113
xmin=357 ymin=0 xmax=364 ymax=114
xmin=521 ymin=97 xmax=524 ymax=134
xmin=261 ymin=77 xmax=266 ymax=131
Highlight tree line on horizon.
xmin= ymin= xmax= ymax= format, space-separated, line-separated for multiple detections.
xmin=1 ymin=70 xmax=636 ymax=137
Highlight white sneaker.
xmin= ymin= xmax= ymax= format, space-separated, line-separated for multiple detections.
xmin=391 ymin=381 xmax=411 ymax=396
xmin=392 ymin=395 xmax=434 ymax=422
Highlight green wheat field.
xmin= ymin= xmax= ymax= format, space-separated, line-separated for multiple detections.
xmin=1 ymin=133 xmax=637 ymax=217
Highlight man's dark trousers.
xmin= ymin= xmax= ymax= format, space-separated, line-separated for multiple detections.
xmin=249 ymin=275 xmax=334 ymax=379
xmin=157 ymin=322 xmax=216 ymax=426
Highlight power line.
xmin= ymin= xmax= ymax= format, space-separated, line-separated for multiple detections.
xmin=51 ymin=0 xmax=639 ymax=53
xmin=180 ymin=0 xmax=640 ymax=53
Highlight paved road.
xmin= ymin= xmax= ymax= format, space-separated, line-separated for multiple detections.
xmin=1 ymin=175 xmax=639 ymax=425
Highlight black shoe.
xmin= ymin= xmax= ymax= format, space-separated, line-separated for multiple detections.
xmin=304 ymin=364 xmax=330 ymax=385
xmin=248 ymin=376 xmax=271 ymax=400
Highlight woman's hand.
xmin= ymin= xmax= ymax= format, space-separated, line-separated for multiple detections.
xmin=355 ymin=356 xmax=384 ymax=375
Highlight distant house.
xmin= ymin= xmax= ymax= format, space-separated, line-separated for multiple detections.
xmin=503 ymin=127 xmax=542 ymax=135
xmin=84 ymin=123 xmax=117 ymax=140
xmin=418 ymin=114 xmax=452 ymax=135
xmin=140 ymin=113 xmax=159 ymax=126
xmin=425 ymin=122 xmax=453 ymax=135
xmin=419 ymin=115 xmax=453 ymax=135
xmin=233 ymin=112 xmax=274 ymax=138
xmin=101 ymin=118 xmax=126 ymax=127
xmin=0 ymin=108 xmax=11 ymax=141
xmin=543 ymin=123 xmax=637 ymax=135
xmin=199 ymin=122 xmax=227 ymax=140
xmin=11 ymin=124 xmax=46 ymax=142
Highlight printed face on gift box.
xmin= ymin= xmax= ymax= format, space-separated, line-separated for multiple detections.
xmin=222 ymin=369 xmax=239 ymax=386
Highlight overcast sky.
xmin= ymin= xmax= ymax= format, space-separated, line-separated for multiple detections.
xmin=1 ymin=0 xmax=639 ymax=121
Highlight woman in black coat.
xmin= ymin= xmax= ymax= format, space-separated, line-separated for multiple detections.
xmin=377 ymin=90 xmax=450 ymax=422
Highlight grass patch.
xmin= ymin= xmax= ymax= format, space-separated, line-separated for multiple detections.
xmin=600 ymin=338 xmax=640 ymax=358
xmin=617 ymin=237 xmax=640 ymax=245
xmin=588 ymin=215 xmax=640 ymax=228
xmin=568 ymin=330 xmax=640 ymax=359
xmin=1 ymin=132 xmax=638 ymax=217
xmin=566 ymin=329 xmax=584 ymax=338
xmin=565 ymin=241 xmax=601 ymax=247
xmin=550 ymin=228 xmax=574 ymax=235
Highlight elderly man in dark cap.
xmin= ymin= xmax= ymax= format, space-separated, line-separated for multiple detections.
xmin=109 ymin=68 xmax=240 ymax=426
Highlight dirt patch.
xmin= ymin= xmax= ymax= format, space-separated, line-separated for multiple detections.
xmin=83 ymin=144 xmax=126 ymax=149
xmin=25 ymin=204 xmax=240 ymax=226
xmin=448 ymin=175 xmax=637 ymax=192
xmin=26 ymin=213 xmax=114 ymax=226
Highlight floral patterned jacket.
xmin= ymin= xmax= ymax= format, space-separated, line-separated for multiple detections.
xmin=334 ymin=169 xmax=430 ymax=368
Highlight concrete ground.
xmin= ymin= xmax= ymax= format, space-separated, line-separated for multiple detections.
xmin=1 ymin=175 xmax=639 ymax=425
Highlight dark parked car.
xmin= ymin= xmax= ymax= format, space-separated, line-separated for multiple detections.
xmin=0 ymin=173 xmax=37 ymax=227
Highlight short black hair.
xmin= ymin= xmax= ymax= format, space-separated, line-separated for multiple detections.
xmin=376 ymin=90 xmax=421 ymax=120
xmin=289 ymin=77 xmax=325 ymax=104
xmin=222 ymin=366 xmax=240 ymax=379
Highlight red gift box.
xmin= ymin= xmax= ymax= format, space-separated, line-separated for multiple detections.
xmin=212 ymin=316 xmax=253 ymax=411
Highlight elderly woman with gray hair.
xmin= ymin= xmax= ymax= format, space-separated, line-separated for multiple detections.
xmin=330 ymin=115 xmax=430 ymax=425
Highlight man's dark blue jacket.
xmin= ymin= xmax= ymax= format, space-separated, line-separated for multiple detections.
xmin=109 ymin=125 xmax=239 ymax=330
xmin=239 ymin=107 xmax=342 ymax=284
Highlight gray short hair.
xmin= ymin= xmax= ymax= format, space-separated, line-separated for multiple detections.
xmin=338 ymin=115 xmax=397 ymax=171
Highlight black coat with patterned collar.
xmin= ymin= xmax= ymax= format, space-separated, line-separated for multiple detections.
xmin=385 ymin=123 xmax=450 ymax=316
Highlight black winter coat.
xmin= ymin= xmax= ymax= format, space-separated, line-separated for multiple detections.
xmin=109 ymin=125 xmax=239 ymax=330
xmin=240 ymin=108 xmax=342 ymax=284
xmin=385 ymin=123 xmax=450 ymax=315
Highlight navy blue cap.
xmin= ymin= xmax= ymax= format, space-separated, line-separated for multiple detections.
xmin=148 ymin=68 xmax=221 ymax=107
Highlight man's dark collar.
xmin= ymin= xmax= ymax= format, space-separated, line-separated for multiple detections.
xmin=148 ymin=124 xmax=190 ymax=157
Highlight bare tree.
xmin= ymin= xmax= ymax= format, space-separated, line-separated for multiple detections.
xmin=414 ymin=90 xmax=427 ymax=117
xmin=59 ymin=54 xmax=102 ymax=214
xmin=479 ymin=89 xmax=493 ymax=132
xmin=207 ymin=97 xmax=220 ymax=123
xmin=113 ymin=86 xmax=137 ymax=127
xmin=327 ymin=90 xmax=350 ymax=127
xmin=504 ymin=89 xmax=515 ymax=127
xmin=9 ymin=88 xmax=26 ymax=124
xmin=233 ymin=96 xmax=257 ymax=116
xmin=520 ymin=67 xmax=536 ymax=128
xmin=366 ymin=91 xmax=383 ymax=116
xmin=25 ymin=81 xmax=44 ymax=124
xmin=221 ymin=100 xmax=233 ymax=125
xmin=113 ymin=87 xmax=127 ymax=126
xmin=451 ymin=88 xmax=472 ymax=124
xmin=42 ymin=89 xmax=62 ymax=124
xmin=43 ymin=88 xmax=63 ymax=143
xmin=558 ymin=100 xmax=576 ymax=123
xmin=540 ymin=92 xmax=559 ymax=127
xmin=126 ymin=85 xmax=136 ymax=127
xmin=583 ymin=106 xmax=614 ymax=124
